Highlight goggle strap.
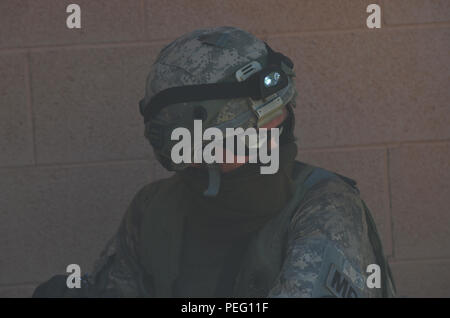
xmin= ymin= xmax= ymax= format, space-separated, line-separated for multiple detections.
xmin=141 ymin=43 xmax=294 ymax=124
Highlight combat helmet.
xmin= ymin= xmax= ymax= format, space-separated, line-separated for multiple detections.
xmin=139 ymin=26 xmax=298 ymax=196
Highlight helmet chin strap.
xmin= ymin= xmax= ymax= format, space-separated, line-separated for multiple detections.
xmin=203 ymin=163 xmax=222 ymax=197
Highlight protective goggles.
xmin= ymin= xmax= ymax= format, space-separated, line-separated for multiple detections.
xmin=139 ymin=43 xmax=294 ymax=125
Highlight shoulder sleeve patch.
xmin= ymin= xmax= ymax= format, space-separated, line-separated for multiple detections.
xmin=309 ymin=241 xmax=368 ymax=297
xmin=325 ymin=264 xmax=361 ymax=298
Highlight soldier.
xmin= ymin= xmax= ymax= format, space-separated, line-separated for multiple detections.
xmin=33 ymin=26 xmax=395 ymax=298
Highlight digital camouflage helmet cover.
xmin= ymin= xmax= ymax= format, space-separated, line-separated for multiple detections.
xmin=139 ymin=26 xmax=298 ymax=196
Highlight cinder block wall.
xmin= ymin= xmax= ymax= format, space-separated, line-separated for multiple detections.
xmin=0 ymin=0 xmax=448 ymax=297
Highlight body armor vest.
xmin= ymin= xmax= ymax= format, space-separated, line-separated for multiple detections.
xmin=138 ymin=162 xmax=395 ymax=297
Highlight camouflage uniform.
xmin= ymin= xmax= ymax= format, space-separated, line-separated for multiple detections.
xmin=34 ymin=160 xmax=395 ymax=298
xmin=269 ymin=176 xmax=384 ymax=297
xmin=33 ymin=26 xmax=395 ymax=298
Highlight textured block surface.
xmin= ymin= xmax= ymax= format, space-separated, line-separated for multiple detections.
xmin=31 ymin=45 xmax=159 ymax=164
xmin=384 ymin=0 xmax=450 ymax=25
xmin=268 ymin=27 xmax=450 ymax=148
xmin=390 ymin=260 xmax=450 ymax=297
xmin=0 ymin=161 xmax=152 ymax=285
xmin=146 ymin=0 xmax=377 ymax=41
xmin=389 ymin=143 xmax=450 ymax=260
xmin=0 ymin=53 xmax=34 ymax=167
xmin=0 ymin=0 xmax=145 ymax=48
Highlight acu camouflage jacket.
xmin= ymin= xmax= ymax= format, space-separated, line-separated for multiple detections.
xmin=34 ymin=162 xmax=396 ymax=298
